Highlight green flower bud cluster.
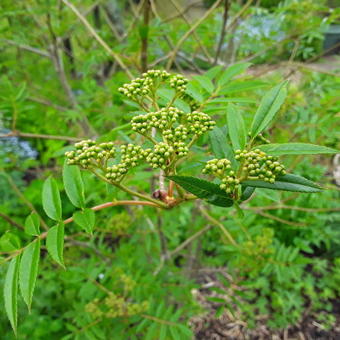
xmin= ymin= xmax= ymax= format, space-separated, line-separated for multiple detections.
xmin=202 ymin=159 xmax=239 ymax=194
xmin=144 ymin=142 xmax=173 ymax=169
xmin=105 ymin=144 xmax=144 ymax=182
xmin=202 ymin=158 xmax=231 ymax=176
xmin=65 ymin=140 xmax=115 ymax=169
xmin=169 ymin=74 xmax=188 ymax=95
xmin=185 ymin=111 xmax=216 ymax=136
xmin=118 ymin=69 xmax=171 ymax=100
xmin=86 ymin=294 xmax=149 ymax=319
xmin=131 ymin=107 xmax=183 ymax=134
xmin=105 ymin=293 xmax=149 ymax=318
xmin=235 ymin=149 xmax=286 ymax=183
xmin=163 ymin=125 xmax=188 ymax=143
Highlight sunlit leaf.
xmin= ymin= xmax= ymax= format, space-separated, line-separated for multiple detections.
xmin=24 ymin=212 xmax=40 ymax=236
xmin=227 ymin=104 xmax=246 ymax=150
xmin=4 ymin=255 xmax=20 ymax=335
xmin=19 ymin=239 xmax=40 ymax=311
xmin=46 ymin=222 xmax=65 ymax=267
xmin=63 ymin=161 xmax=85 ymax=208
xmin=42 ymin=177 xmax=62 ymax=221
xmin=250 ymin=81 xmax=288 ymax=138
xmin=73 ymin=209 xmax=95 ymax=234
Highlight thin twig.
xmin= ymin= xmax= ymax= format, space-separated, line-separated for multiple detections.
xmin=0 ymin=131 xmax=82 ymax=142
xmin=0 ymin=212 xmax=24 ymax=230
xmin=62 ymin=0 xmax=133 ymax=79
xmin=246 ymin=205 xmax=340 ymax=213
xmin=166 ymin=0 xmax=222 ymax=70
xmin=1 ymin=39 xmax=51 ymax=58
xmin=169 ymin=0 xmax=213 ymax=63
xmin=170 ymin=224 xmax=212 ymax=257
xmin=199 ymin=206 xmax=237 ymax=245
xmin=214 ymin=0 xmax=230 ymax=64
xmin=251 ymin=209 xmax=307 ymax=227
xmin=2 ymin=173 xmax=49 ymax=231
xmin=140 ymin=0 xmax=151 ymax=72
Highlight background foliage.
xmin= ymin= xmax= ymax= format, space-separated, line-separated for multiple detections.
xmin=0 ymin=0 xmax=339 ymax=339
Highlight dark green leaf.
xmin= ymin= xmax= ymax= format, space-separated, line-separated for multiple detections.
xmin=209 ymin=127 xmax=234 ymax=163
xmin=217 ymin=62 xmax=252 ymax=87
xmin=42 ymin=177 xmax=62 ymax=221
xmin=257 ymin=143 xmax=338 ymax=155
xmin=168 ymin=176 xmax=233 ymax=207
xmin=4 ymin=255 xmax=20 ymax=335
xmin=242 ymin=173 xmax=322 ymax=193
xmin=250 ymin=81 xmax=287 ymax=138
xmin=24 ymin=212 xmax=40 ymax=236
xmin=63 ymin=161 xmax=85 ymax=208
xmin=73 ymin=209 xmax=95 ymax=234
xmin=227 ymin=104 xmax=246 ymax=150
xmin=19 ymin=239 xmax=40 ymax=311
xmin=46 ymin=222 xmax=65 ymax=267
xmin=240 ymin=186 xmax=255 ymax=201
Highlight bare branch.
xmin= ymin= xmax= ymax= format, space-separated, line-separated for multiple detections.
xmin=166 ymin=0 xmax=223 ymax=70
xmin=0 ymin=131 xmax=82 ymax=142
xmin=62 ymin=0 xmax=133 ymax=79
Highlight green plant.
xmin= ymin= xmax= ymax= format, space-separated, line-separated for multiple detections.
xmin=1 ymin=66 xmax=338 ymax=337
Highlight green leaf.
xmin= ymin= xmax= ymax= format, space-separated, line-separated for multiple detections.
xmin=73 ymin=209 xmax=95 ymax=234
xmin=0 ymin=232 xmax=21 ymax=252
xmin=4 ymin=255 xmax=20 ymax=335
xmin=217 ymin=62 xmax=252 ymax=87
xmin=208 ymin=97 xmax=257 ymax=104
xmin=193 ymin=75 xmax=214 ymax=94
xmin=24 ymin=212 xmax=40 ymax=236
xmin=209 ymin=127 xmax=234 ymax=162
xmin=63 ymin=161 xmax=85 ymax=208
xmin=204 ymin=65 xmax=223 ymax=80
xmin=242 ymin=174 xmax=322 ymax=193
xmin=186 ymin=82 xmax=203 ymax=102
xmin=42 ymin=177 xmax=62 ymax=221
xmin=240 ymin=187 xmax=255 ymax=201
xmin=219 ymin=80 xmax=267 ymax=95
xmin=168 ymin=176 xmax=233 ymax=207
xmin=19 ymin=239 xmax=40 ymax=311
xmin=227 ymin=104 xmax=246 ymax=151
xmin=250 ymin=81 xmax=288 ymax=138
xmin=257 ymin=143 xmax=338 ymax=155
xmin=46 ymin=222 xmax=65 ymax=267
